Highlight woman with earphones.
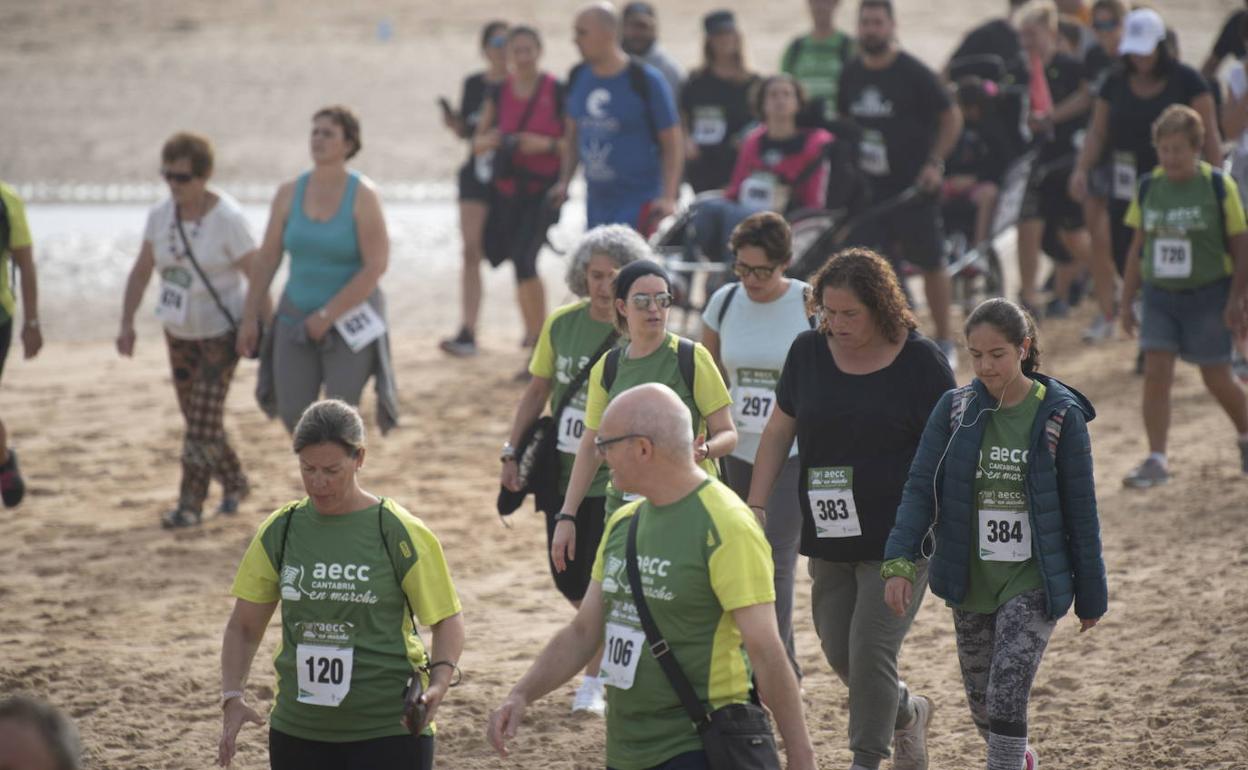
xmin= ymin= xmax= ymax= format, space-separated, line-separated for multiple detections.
xmin=882 ymin=298 xmax=1107 ymax=770
xmin=748 ymin=248 xmax=954 ymax=770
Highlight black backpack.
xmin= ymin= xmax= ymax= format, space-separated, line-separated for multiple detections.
xmin=601 ymin=337 xmax=696 ymax=394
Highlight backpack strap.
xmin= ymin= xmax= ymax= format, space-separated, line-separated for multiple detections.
xmin=716 ymin=284 xmax=740 ymax=328
xmin=627 ymin=60 xmax=660 ymax=147
xmin=602 ymin=347 xmax=623 ymax=392
xmin=781 ymin=36 xmax=806 ymax=73
xmin=676 ymin=337 xmax=697 ymax=395
xmin=1211 ymin=168 xmax=1229 ymax=252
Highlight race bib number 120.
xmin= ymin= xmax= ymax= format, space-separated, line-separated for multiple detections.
xmin=294 ymin=621 xmax=356 ymax=707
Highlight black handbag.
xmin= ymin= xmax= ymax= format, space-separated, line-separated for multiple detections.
xmin=497 ymin=331 xmax=618 ymax=517
xmin=625 ymin=512 xmax=781 ymax=770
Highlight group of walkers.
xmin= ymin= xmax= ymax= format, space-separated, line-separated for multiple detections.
xmin=1 ymin=1 xmax=1246 ymax=770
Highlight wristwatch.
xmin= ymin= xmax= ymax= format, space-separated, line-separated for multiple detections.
xmin=500 ymin=442 xmax=517 ymax=463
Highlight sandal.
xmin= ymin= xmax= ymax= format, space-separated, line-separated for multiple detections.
xmin=161 ymin=506 xmax=202 ymax=529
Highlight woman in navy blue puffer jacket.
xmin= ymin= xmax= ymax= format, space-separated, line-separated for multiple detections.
xmin=881 ymin=298 xmax=1107 ymax=770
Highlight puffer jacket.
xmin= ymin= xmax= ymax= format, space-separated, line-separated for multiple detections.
xmin=883 ymin=373 xmax=1108 ymax=620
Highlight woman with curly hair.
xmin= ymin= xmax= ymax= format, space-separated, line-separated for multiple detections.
xmin=747 ymin=247 xmax=955 ymax=770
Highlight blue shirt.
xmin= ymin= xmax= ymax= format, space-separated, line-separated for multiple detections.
xmin=568 ymin=61 xmax=678 ymax=204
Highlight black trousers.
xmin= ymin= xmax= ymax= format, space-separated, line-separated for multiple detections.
xmin=269 ymin=728 xmax=435 ymax=770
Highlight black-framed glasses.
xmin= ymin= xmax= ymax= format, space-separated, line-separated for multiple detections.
xmin=161 ymin=170 xmax=195 ymax=184
xmin=1092 ymin=18 xmax=1119 ymax=31
xmin=732 ymin=261 xmax=779 ymax=280
xmin=593 ymin=433 xmax=648 ymax=455
xmin=629 ymin=292 xmax=674 ymax=310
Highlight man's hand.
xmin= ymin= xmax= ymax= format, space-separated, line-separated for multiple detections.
xmin=916 ymin=161 xmax=943 ymax=194
xmin=487 ymin=693 xmax=529 ymax=757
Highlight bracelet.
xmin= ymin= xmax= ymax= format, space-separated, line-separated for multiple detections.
xmin=926 ymin=156 xmax=945 ymax=173
xmin=221 ymin=690 xmax=244 ymax=708
xmin=316 ymin=308 xmax=329 ymax=320
xmin=554 ymin=512 xmax=577 ymax=524
xmin=424 ymin=660 xmax=463 ymax=687
xmin=23 ymin=319 xmax=38 ymax=329
xmin=748 ymin=504 xmax=766 ymax=512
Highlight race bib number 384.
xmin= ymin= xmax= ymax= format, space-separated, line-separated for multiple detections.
xmin=808 ymin=466 xmax=861 ymax=539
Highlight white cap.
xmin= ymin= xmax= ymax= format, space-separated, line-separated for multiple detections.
xmin=1118 ymin=8 xmax=1166 ymax=56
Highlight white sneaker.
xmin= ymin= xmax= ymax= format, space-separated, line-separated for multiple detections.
xmin=1082 ymin=314 xmax=1115 ymax=343
xmin=892 ymin=694 xmax=934 ymax=770
xmin=571 ymin=675 xmax=606 ymax=716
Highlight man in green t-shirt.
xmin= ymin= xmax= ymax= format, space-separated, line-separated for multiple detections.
xmin=488 ymin=383 xmax=815 ymax=770
xmin=0 ymin=181 xmax=43 ymax=509
xmin=1120 ymin=105 xmax=1248 ymax=487
xmin=781 ymin=0 xmax=856 ymax=123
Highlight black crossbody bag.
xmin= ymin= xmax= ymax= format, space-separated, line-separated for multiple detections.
xmin=507 ymin=331 xmax=618 ymax=515
xmin=174 ymin=205 xmax=260 ymax=359
xmin=624 ymin=512 xmax=781 ymax=770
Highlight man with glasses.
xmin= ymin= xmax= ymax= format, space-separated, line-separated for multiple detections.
xmin=555 ymin=2 xmax=683 ymax=236
xmin=488 ymin=383 xmax=817 ymax=770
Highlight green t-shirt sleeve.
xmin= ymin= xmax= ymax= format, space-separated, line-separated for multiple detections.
xmin=706 ymin=504 xmax=775 ymax=612
xmin=397 ymin=515 xmax=463 ymax=627
xmin=584 ymin=355 xmax=610 ymax=431
xmin=1 ymin=186 xmax=32 ymax=251
xmin=529 ymin=307 xmax=562 ymax=379
xmin=1223 ymin=176 xmax=1248 ymax=236
xmin=591 ymin=505 xmax=635 ymax=581
xmin=1124 ymin=192 xmax=1142 ymax=229
xmin=692 ymin=342 xmax=733 ymax=418
xmin=229 ymin=508 xmax=287 ymax=604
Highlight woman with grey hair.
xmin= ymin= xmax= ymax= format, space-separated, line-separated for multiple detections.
xmin=498 ymin=224 xmax=646 ymax=717
xmin=219 ymin=399 xmax=464 ymax=770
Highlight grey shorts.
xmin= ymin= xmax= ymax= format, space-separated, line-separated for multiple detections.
xmin=1140 ymin=279 xmax=1234 ymax=366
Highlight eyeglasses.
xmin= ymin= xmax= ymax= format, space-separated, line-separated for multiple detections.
xmin=1092 ymin=18 xmax=1119 ymax=31
xmin=593 ymin=433 xmax=648 ymax=456
xmin=629 ymin=292 xmax=674 ymax=310
xmin=732 ymin=261 xmax=779 ymax=280
xmin=161 ymin=170 xmax=195 ymax=184
xmin=488 ymin=35 xmax=507 ymax=48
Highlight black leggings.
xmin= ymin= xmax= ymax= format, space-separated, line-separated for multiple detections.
xmin=269 ymin=728 xmax=434 ymax=770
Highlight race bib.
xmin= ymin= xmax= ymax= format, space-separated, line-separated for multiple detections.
xmin=1113 ymin=151 xmax=1136 ymax=201
xmin=739 ymin=172 xmax=789 ymax=213
xmin=600 ymin=622 xmax=646 ymax=690
xmin=734 ymin=368 xmax=780 ymax=434
xmin=474 ymin=150 xmax=495 ymax=184
xmin=978 ymin=509 xmax=1032 ymax=562
xmin=860 ymin=130 xmax=890 ymax=177
xmin=808 ymin=467 xmax=861 ymax=539
xmin=295 ymin=622 xmax=355 ymax=707
xmin=1153 ymin=237 xmax=1193 ymax=279
xmin=691 ymin=106 xmax=727 ymax=146
xmin=334 ymin=302 xmax=386 ymax=353
xmin=155 ymin=267 xmax=192 ymax=326
xmin=557 ymin=406 xmax=588 ymax=455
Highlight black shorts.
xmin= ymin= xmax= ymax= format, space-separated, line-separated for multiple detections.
xmin=269 ymin=728 xmax=434 ymax=770
xmin=1020 ymin=162 xmax=1083 ymax=232
xmin=457 ymin=161 xmax=490 ymax=202
xmin=546 ymin=495 xmax=607 ymax=603
xmin=0 ymin=318 xmax=12 ymax=383
xmin=849 ymin=194 xmax=945 ymax=271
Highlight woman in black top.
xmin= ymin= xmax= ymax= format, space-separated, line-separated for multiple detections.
xmin=747 ymin=248 xmax=955 ymax=770
xmin=440 ymin=20 xmax=508 ymax=358
xmin=680 ymin=10 xmax=760 ymax=193
xmin=1070 ymin=8 xmax=1220 ymax=278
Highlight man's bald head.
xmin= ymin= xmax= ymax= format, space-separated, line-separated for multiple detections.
xmin=575 ymin=1 xmax=621 ymax=62
xmin=576 ymin=1 xmax=619 ymax=32
xmin=600 ymin=383 xmax=694 ymax=460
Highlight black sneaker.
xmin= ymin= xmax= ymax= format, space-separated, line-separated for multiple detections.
xmin=0 ymin=450 xmax=25 ymax=507
xmin=161 ymin=506 xmax=202 ymax=529
xmin=439 ymin=328 xmax=477 ymax=358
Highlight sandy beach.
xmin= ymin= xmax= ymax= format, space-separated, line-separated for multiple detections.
xmin=2 ymin=0 xmax=1247 ymax=768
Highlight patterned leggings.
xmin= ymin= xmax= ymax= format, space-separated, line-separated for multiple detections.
xmin=952 ymin=588 xmax=1055 ymax=770
xmin=165 ymin=332 xmax=248 ymax=511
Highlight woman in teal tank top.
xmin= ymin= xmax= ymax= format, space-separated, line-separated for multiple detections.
xmin=239 ymin=105 xmax=395 ymax=433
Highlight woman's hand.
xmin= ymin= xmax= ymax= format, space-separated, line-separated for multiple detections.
xmin=405 ymin=680 xmax=449 ymax=734
xmin=236 ymin=317 xmax=261 ymax=358
xmin=304 ymin=312 xmax=333 ymax=343
xmin=883 ymin=576 xmax=913 ymax=618
xmin=21 ymin=322 xmax=42 ymax=359
xmin=693 ymin=437 xmax=710 ymax=463
xmin=116 ymin=325 xmax=136 ymax=357
xmin=550 ymin=519 xmax=576 ymax=572
xmin=217 ymin=698 xmax=265 ymax=767
xmin=1068 ymin=167 xmax=1089 ymax=204
xmin=1120 ymin=302 xmax=1138 ymax=338
xmin=474 ymin=129 xmax=502 ymax=155
xmin=501 ymin=458 xmax=521 ymax=493
xmin=1078 ymin=617 xmax=1100 ymax=633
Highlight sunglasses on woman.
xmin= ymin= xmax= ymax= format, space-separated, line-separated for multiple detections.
xmin=161 ymin=170 xmax=195 ymax=184
xmin=629 ymin=292 xmax=674 ymax=310
xmin=732 ymin=261 xmax=778 ymax=280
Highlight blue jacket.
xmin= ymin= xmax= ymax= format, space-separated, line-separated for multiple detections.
xmin=884 ymin=373 xmax=1108 ymax=620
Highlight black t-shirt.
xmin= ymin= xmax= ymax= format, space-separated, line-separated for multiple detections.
xmin=1098 ymin=62 xmax=1209 ymax=174
xmin=459 ymin=73 xmax=490 ymax=164
xmin=838 ymin=51 xmax=952 ymax=198
xmin=1214 ymin=10 xmax=1248 ymax=62
xmin=775 ymin=329 xmax=956 ymax=562
xmin=949 ymin=19 xmax=1029 ymax=87
xmin=1038 ymin=52 xmax=1088 ymax=162
xmin=1083 ymin=45 xmax=1117 ymax=93
xmin=946 ymin=122 xmax=1009 ymax=184
xmin=681 ymin=70 xmax=761 ymax=192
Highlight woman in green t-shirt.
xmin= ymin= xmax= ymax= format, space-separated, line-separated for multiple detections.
xmin=551 ymin=260 xmax=736 ymax=573
xmin=217 ymin=400 xmax=464 ymax=770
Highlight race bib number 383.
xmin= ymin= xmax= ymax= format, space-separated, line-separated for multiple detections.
xmin=808 ymin=466 xmax=861 ymax=539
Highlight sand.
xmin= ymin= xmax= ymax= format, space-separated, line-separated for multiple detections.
xmin=2 ymin=0 xmax=1247 ymax=768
